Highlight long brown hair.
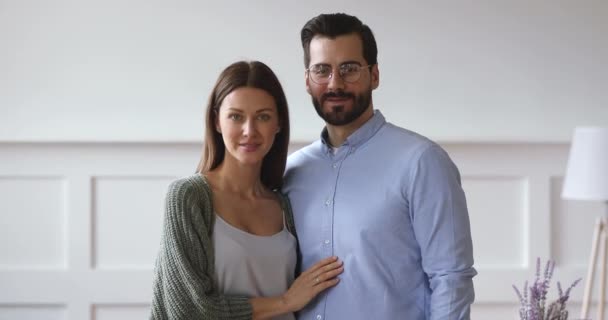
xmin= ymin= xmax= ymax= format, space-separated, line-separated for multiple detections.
xmin=196 ymin=61 xmax=290 ymax=190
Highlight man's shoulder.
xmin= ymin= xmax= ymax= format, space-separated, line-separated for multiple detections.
xmin=286 ymin=140 xmax=324 ymax=169
xmin=284 ymin=140 xmax=325 ymax=191
xmin=382 ymin=123 xmax=458 ymax=173
xmin=377 ymin=122 xmax=442 ymax=157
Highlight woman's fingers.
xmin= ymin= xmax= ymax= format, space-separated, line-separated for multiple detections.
xmin=312 ymin=264 xmax=344 ymax=286
xmin=282 ymin=257 xmax=344 ymax=312
xmin=304 ymin=256 xmax=339 ymax=275
xmin=321 ymin=260 xmax=343 ymax=273
xmin=312 ymin=277 xmax=340 ymax=294
xmin=310 ymin=260 xmax=343 ymax=278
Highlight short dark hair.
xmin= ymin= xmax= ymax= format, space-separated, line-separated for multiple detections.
xmin=301 ymin=13 xmax=378 ymax=68
xmin=197 ymin=61 xmax=290 ymax=190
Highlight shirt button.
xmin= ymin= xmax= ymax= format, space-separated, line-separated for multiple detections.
xmin=332 ymin=163 xmax=338 ymax=168
xmin=325 ymin=199 xmax=332 ymax=206
xmin=324 ymin=239 xmax=330 ymax=244
xmin=316 ymin=315 xmax=322 ymax=320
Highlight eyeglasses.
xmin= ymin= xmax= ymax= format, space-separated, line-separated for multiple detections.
xmin=306 ymin=63 xmax=373 ymax=85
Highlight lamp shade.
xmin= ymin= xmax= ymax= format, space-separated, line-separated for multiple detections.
xmin=562 ymin=127 xmax=608 ymax=201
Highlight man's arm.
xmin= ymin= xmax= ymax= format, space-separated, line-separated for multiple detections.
xmin=408 ymin=145 xmax=477 ymax=320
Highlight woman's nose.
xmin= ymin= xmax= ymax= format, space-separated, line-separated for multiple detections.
xmin=242 ymin=120 xmax=257 ymax=136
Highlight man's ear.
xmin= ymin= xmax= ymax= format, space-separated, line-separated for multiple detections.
xmin=305 ymin=71 xmax=312 ymax=95
xmin=371 ymin=64 xmax=380 ymax=90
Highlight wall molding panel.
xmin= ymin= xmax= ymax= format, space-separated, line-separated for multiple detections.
xmin=0 ymin=142 xmax=601 ymax=319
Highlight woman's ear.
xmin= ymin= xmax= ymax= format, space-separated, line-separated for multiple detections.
xmin=214 ymin=109 xmax=221 ymax=133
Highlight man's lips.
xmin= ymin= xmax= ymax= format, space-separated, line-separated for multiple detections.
xmin=325 ymin=97 xmax=350 ymax=101
xmin=323 ymin=90 xmax=354 ymax=99
xmin=322 ymin=91 xmax=354 ymax=104
xmin=323 ymin=96 xmax=352 ymax=105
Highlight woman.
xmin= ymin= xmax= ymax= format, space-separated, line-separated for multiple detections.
xmin=150 ymin=61 xmax=343 ymax=319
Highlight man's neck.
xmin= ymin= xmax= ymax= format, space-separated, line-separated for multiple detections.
xmin=325 ymin=107 xmax=374 ymax=147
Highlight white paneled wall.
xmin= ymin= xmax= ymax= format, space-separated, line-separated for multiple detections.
xmin=0 ymin=142 xmax=604 ymax=319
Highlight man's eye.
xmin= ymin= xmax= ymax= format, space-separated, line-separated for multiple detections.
xmin=312 ymin=66 xmax=330 ymax=76
xmin=341 ymin=64 xmax=359 ymax=74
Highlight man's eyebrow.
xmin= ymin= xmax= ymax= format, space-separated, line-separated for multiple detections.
xmin=340 ymin=61 xmax=363 ymax=66
xmin=310 ymin=61 xmax=362 ymax=68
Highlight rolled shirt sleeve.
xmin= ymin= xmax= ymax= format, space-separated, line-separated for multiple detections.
xmin=408 ymin=145 xmax=477 ymax=320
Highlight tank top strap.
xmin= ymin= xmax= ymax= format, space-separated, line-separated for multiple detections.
xmin=281 ymin=208 xmax=288 ymax=230
xmin=274 ymin=191 xmax=288 ymax=230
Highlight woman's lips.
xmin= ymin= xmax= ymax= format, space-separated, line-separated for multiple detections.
xmin=239 ymin=143 xmax=261 ymax=152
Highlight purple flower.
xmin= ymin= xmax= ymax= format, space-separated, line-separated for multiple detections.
xmin=512 ymin=258 xmax=581 ymax=320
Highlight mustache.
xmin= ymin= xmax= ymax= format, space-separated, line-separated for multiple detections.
xmin=321 ymin=90 xmax=355 ymax=101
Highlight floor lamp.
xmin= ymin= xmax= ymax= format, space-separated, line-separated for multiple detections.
xmin=562 ymin=127 xmax=608 ymax=320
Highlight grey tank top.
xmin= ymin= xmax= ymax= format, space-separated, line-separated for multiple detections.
xmin=213 ymin=212 xmax=297 ymax=320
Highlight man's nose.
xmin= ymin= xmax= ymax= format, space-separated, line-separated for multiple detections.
xmin=326 ymin=70 xmax=345 ymax=91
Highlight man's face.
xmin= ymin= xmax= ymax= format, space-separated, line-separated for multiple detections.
xmin=306 ymin=33 xmax=379 ymax=126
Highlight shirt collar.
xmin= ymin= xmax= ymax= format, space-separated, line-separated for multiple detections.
xmin=320 ymin=109 xmax=386 ymax=151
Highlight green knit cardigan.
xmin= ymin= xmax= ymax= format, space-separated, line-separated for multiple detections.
xmin=150 ymin=174 xmax=298 ymax=319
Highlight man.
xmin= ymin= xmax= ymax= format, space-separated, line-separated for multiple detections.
xmin=283 ymin=13 xmax=476 ymax=319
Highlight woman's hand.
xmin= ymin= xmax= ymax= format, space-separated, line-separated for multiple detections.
xmin=250 ymin=256 xmax=343 ymax=319
xmin=281 ymin=256 xmax=344 ymax=312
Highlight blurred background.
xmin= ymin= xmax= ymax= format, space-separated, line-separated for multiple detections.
xmin=0 ymin=0 xmax=607 ymax=319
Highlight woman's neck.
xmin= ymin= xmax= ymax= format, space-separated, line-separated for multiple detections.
xmin=208 ymin=160 xmax=265 ymax=198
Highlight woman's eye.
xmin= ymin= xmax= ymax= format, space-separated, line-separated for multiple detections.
xmin=257 ymin=114 xmax=271 ymax=121
xmin=228 ymin=114 xmax=243 ymax=121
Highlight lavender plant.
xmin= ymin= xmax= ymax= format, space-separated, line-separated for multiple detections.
xmin=512 ymin=258 xmax=582 ymax=320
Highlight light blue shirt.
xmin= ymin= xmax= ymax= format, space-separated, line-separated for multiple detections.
xmin=283 ymin=110 xmax=476 ymax=320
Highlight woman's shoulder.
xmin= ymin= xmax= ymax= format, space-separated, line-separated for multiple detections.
xmin=272 ymin=189 xmax=290 ymax=208
xmin=164 ymin=174 xmax=214 ymax=228
xmin=274 ymin=190 xmax=296 ymax=234
xmin=167 ymin=173 xmax=211 ymax=198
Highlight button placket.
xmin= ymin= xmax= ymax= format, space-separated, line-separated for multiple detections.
xmin=316 ymin=145 xmax=347 ymax=320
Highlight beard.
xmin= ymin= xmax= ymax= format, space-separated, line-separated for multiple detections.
xmin=312 ymin=88 xmax=372 ymax=126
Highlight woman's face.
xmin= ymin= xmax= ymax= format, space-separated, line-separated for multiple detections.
xmin=216 ymin=87 xmax=280 ymax=167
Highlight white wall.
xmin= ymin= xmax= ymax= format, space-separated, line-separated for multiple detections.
xmin=0 ymin=142 xmax=604 ymax=319
xmin=1 ymin=0 xmax=606 ymax=143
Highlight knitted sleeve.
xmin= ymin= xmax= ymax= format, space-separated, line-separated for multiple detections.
xmin=277 ymin=192 xmax=301 ymax=277
xmin=150 ymin=176 xmax=253 ymax=320
xmin=277 ymin=193 xmax=297 ymax=238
